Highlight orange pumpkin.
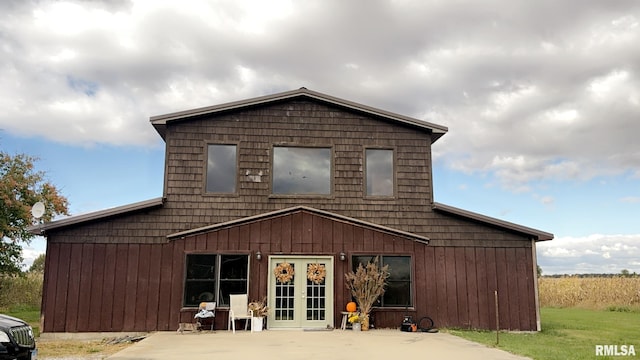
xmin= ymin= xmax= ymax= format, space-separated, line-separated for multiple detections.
xmin=346 ymin=301 xmax=357 ymax=312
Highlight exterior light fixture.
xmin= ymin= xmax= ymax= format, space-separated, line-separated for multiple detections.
xmin=256 ymin=251 xmax=262 ymax=261
xmin=339 ymin=252 xmax=346 ymax=261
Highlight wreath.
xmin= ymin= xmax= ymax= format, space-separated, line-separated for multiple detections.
xmin=307 ymin=263 xmax=326 ymax=285
xmin=274 ymin=262 xmax=295 ymax=284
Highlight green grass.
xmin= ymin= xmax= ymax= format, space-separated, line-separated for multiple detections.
xmin=448 ymin=308 xmax=640 ymax=360
xmin=2 ymin=305 xmax=40 ymax=337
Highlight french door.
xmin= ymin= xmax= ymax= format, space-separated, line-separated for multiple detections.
xmin=268 ymin=256 xmax=334 ymax=329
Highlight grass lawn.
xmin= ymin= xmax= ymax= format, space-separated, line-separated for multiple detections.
xmin=2 ymin=306 xmax=133 ymax=358
xmin=2 ymin=305 xmax=41 ymax=336
xmin=448 ymin=307 xmax=640 ymax=360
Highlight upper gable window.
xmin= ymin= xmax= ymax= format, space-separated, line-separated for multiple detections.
xmin=206 ymin=144 xmax=237 ymax=193
xmin=273 ymin=146 xmax=331 ymax=195
xmin=366 ymin=148 xmax=394 ymax=197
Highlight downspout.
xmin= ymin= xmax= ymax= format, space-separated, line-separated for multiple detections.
xmin=531 ymin=238 xmax=541 ymax=331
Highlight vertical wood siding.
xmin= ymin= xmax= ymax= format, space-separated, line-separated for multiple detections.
xmin=41 ymin=98 xmax=543 ymax=333
xmin=42 ymin=210 xmax=537 ymax=333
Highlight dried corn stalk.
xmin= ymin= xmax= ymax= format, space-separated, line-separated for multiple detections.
xmin=344 ymin=257 xmax=390 ymax=317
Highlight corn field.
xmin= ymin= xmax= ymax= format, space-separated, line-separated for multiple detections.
xmin=538 ymin=277 xmax=640 ymax=310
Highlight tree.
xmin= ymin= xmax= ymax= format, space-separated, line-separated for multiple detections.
xmin=0 ymin=241 xmax=22 ymax=276
xmin=0 ymin=151 xmax=68 ymax=275
xmin=621 ymin=269 xmax=630 ymax=277
xmin=28 ymin=253 xmax=45 ymax=273
xmin=537 ymin=264 xmax=543 ymax=278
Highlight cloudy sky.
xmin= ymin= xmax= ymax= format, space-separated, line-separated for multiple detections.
xmin=1 ymin=0 xmax=639 ymax=274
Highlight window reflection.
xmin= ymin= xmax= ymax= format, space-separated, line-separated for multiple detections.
xmin=184 ymin=254 xmax=248 ymax=307
xmin=206 ymin=144 xmax=237 ymax=193
xmin=366 ymin=149 xmax=393 ymax=196
xmin=352 ymin=255 xmax=411 ymax=307
xmin=273 ymin=147 xmax=331 ymax=195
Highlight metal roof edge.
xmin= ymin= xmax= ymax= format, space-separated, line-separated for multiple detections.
xmin=432 ymin=202 xmax=554 ymax=241
xmin=29 ymin=197 xmax=164 ymax=235
xmin=150 ymin=88 xmax=305 ymax=124
xmin=150 ymin=88 xmax=448 ymax=142
xmin=167 ymin=205 xmax=430 ymax=244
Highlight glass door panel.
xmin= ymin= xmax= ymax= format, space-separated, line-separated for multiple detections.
xmin=269 ymin=256 xmax=333 ymax=329
xmin=274 ymin=263 xmax=295 ymax=320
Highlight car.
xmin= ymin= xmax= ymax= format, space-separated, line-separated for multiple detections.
xmin=0 ymin=314 xmax=37 ymax=360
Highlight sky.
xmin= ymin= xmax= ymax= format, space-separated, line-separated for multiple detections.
xmin=1 ymin=0 xmax=639 ymax=275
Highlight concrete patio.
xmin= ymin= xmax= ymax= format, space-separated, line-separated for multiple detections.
xmin=107 ymin=329 xmax=531 ymax=360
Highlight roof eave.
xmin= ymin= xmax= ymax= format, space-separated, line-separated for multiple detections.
xmin=29 ymin=197 xmax=165 ymax=235
xmin=432 ymin=202 xmax=554 ymax=241
xmin=150 ymin=88 xmax=448 ymax=142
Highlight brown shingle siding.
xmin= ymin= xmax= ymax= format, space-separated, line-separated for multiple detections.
xmin=158 ymin=100 xmax=437 ymax=236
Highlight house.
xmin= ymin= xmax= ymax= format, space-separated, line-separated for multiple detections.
xmin=32 ymin=88 xmax=553 ymax=333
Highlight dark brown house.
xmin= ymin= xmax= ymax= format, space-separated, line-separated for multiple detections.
xmin=32 ymin=88 xmax=552 ymax=334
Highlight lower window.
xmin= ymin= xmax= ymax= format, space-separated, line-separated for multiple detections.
xmin=352 ymin=255 xmax=412 ymax=307
xmin=184 ymin=254 xmax=248 ymax=307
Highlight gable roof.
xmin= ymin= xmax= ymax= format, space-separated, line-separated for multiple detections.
xmin=150 ymin=87 xmax=448 ymax=143
xmin=166 ymin=205 xmax=430 ymax=245
xmin=28 ymin=197 xmax=164 ymax=235
xmin=432 ymin=202 xmax=554 ymax=241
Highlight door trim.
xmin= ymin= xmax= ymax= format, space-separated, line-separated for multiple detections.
xmin=267 ymin=255 xmax=334 ymax=329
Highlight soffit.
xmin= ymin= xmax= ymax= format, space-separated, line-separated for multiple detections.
xmin=150 ymin=88 xmax=448 ymax=143
xmin=433 ymin=202 xmax=554 ymax=241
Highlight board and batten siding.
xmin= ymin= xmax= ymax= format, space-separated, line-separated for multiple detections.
xmin=42 ymin=210 xmax=537 ymax=333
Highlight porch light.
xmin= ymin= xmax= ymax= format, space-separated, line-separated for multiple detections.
xmin=256 ymin=251 xmax=262 ymax=261
xmin=339 ymin=252 xmax=346 ymax=261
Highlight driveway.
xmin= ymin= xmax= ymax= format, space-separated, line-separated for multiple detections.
xmin=106 ymin=329 xmax=531 ymax=360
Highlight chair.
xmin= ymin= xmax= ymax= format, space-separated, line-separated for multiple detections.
xmin=194 ymin=302 xmax=216 ymax=330
xmin=228 ymin=294 xmax=253 ymax=333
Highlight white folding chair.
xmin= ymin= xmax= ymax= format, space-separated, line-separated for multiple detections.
xmin=227 ymin=294 xmax=253 ymax=333
xmin=194 ymin=302 xmax=216 ymax=330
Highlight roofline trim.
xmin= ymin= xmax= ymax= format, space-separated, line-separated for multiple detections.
xmin=150 ymin=88 xmax=448 ymax=139
xmin=432 ymin=202 xmax=554 ymax=241
xmin=29 ymin=197 xmax=164 ymax=235
xmin=167 ymin=205 xmax=430 ymax=245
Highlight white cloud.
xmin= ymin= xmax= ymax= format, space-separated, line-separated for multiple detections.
xmin=620 ymin=196 xmax=640 ymax=203
xmin=531 ymin=193 xmax=555 ymax=207
xmin=0 ymin=0 xmax=639 ymax=191
xmin=21 ymin=244 xmax=45 ymax=270
xmin=537 ymin=234 xmax=640 ymax=274
xmin=539 ymin=196 xmax=554 ymax=205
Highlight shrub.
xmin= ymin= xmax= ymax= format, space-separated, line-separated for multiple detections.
xmin=0 ymin=272 xmax=43 ymax=311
